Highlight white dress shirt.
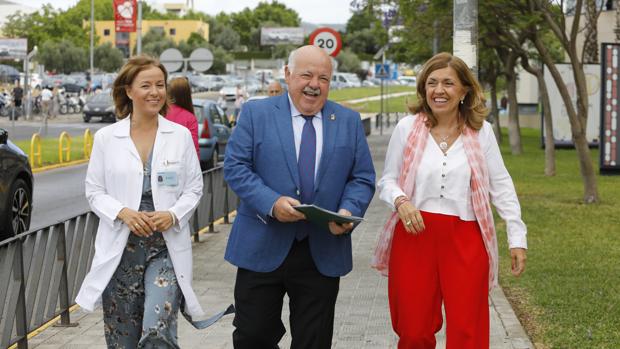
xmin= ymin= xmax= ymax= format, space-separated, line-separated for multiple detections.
xmin=268 ymin=95 xmax=324 ymax=217
xmin=378 ymin=114 xmax=527 ymax=249
xmin=288 ymin=94 xmax=323 ymax=178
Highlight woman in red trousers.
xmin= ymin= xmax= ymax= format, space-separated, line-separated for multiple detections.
xmin=373 ymin=52 xmax=528 ymax=349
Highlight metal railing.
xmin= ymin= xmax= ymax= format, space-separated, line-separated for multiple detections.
xmin=0 ymin=165 xmax=236 ymax=348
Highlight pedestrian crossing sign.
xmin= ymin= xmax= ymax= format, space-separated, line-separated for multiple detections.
xmin=375 ymin=64 xmax=390 ymax=79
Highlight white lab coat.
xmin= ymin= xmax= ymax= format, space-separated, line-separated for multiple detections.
xmin=75 ymin=115 xmax=208 ymax=320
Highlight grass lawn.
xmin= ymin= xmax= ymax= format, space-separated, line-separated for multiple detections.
xmin=14 ymin=136 xmax=89 ymax=167
xmin=496 ymin=127 xmax=620 ymax=348
xmin=329 ymin=85 xmax=416 ymax=102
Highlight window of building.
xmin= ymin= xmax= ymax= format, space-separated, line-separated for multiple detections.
xmin=170 ymin=28 xmax=176 ymax=36
xmin=104 ymin=29 xmax=110 ymax=36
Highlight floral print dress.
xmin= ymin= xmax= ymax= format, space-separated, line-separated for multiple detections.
xmin=102 ymin=151 xmax=182 ymax=349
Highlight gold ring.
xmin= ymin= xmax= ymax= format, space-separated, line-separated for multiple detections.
xmin=135 ymin=223 xmax=139 ymax=228
xmin=405 ymin=220 xmax=412 ymax=226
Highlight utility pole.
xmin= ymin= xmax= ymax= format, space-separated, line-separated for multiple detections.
xmin=90 ymin=0 xmax=94 ymax=81
xmin=136 ymin=0 xmax=143 ymax=55
xmin=23 ymin=47 xmax=37 ymax=121
xmin=453 ymin=0 xmax=478 ymax=77
xmin=433 ymin=20 xmax=440 ymax=55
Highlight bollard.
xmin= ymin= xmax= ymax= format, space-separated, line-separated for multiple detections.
xmin=30 ymin=133 xmax=42 ymax=168
xmin=83 ymin=129 xmax=93 ymax=159
xmin=58 ymin=131 xmax=72 ymax=163
xmin=54 ymin=223 xmax=78 ymax=328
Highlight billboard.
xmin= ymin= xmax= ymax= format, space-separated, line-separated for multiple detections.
xmin=0 ymin=39 xmax=27 ymax=60
xmin=114 ymin=0 xmax=137 ymax=32
xmin=260 ymin=27 xmax=304 ymax=46
xmin=543 ymin=63 xmax=601 ymax=146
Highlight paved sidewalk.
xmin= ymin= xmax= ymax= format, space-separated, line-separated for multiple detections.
xmin=28 ymin=123 xmax=533 ymax=348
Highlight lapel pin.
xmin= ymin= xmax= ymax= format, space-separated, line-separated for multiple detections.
xmin=330 ymin=114 xmax=336 ymax=121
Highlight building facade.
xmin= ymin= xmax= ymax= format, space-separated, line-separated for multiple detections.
xmin=93 ymin=19 xmax=208 ymax=57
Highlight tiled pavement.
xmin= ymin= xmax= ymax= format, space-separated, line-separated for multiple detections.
xmin=28 ymin=119 xmax=534 ymax=348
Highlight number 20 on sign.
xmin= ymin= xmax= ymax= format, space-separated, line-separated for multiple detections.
xmin=309 ymin=27 xmax=342 ymax=57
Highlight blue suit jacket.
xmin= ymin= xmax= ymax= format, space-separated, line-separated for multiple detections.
xmin=223 ymin=94 xmax=376 ymax=277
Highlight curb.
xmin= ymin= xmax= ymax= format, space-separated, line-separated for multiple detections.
xmin=491 ymin=287 xmax=535 ymax=349
xmin=32 ymin=159 xmax=89 ymax=174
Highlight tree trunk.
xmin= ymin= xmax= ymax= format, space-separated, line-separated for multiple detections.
xmin=574 ymin=134 xmax=599 ymax=203
xmin=505 ymin=52 xmax=522 ymax=155
xmin=489 ymin=78 xmax=502 ymax=143
xmin=537 ymin=72 xmax=556 ymax=176
xmin=533 ymin=31 xmax=599 ymax=203
xmin=521 ymin=54 xmax=556 ymax=176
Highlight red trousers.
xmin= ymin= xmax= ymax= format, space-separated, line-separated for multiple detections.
xmin=388 ymin=211 xmax=489 ymax=349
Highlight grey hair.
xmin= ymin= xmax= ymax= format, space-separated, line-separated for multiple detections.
xmin=287 ymin=49 xmax=299 ymax=72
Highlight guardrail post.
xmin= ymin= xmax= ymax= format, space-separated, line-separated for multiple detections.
xmin=223 ymin=181 xmax=230 ymax=224
xmin=54 ymin=223 xmax=78 ymax=327
xmin=15 ymin=239 xmax=29 ymax=349
xmin=192 ymin=211 xmax=200 ymax=243
xmin=208 ymin=171 xmax=216 ymax=233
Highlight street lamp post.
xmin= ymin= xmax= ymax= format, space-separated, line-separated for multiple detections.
xmin=90 ymin=0 xmax=94 ymax=85
xmin=23 ymin=46 xmax=37 ymax=121
xmin=136 ymin=0 xmax=143 ymax=55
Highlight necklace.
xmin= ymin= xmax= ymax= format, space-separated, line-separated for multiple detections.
xmin=439 ymin=135 xmax=449 ymax=151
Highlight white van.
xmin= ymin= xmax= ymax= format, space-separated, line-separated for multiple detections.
xmin=332 ymin=73 xmax=362 ymax=89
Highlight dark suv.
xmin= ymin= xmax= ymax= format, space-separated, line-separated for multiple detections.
xmin=0 ymin=128 xmax=33 ymax=241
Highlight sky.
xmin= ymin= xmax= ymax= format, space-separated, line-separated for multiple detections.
xmin=22 ymin=0 xmax=354 ymax=24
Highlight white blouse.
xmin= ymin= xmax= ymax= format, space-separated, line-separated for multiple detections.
xmin=378 ymin=115 xmax=527 ymax=249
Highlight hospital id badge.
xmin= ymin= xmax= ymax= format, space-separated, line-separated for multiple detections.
xmin=157 ymin=171 xmax=178 ymax=187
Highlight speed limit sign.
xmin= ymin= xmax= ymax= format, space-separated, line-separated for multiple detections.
xmin=309 ymin=27 xmax=342 ymax=57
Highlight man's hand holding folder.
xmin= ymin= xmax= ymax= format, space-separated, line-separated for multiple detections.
xmin=293 ymin=204 xmax=365 ymax=235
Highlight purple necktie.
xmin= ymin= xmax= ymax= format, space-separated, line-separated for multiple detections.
xmin=296 ymin=115 xmax=316 ymax=240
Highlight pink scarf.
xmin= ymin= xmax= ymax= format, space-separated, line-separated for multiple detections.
xmin=372 ymin=113 xmax=499 ymax=291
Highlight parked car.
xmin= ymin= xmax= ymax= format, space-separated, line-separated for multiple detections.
xmin=61 ymin=75 xmax=88 ymax=94
xmin=397 ymin=75 xmax=417 ymax=87
xmin=219 ymin=84 xmax=239 ymax=102
xmin=193 ymin=99 xmax=233 ymax=170
xmin=91 ymin=73 xmax=116 ymax=91
xmin=0 ymin=128 xmax=33 ymax=241
xmin=83 ymin=91 xmax=115 ymax=122
xmin=332 ymin=72 xmax=362 ymax=88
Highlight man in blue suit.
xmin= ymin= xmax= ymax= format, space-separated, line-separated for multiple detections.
xmin=224 ymin=45 xmax=376 ymax=349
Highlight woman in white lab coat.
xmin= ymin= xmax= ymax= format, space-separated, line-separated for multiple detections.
xmin=75 ymin=56 xmax=230 ymax=348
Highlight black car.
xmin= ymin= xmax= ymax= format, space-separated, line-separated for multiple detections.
xmin=83 ymin=92 xmax=116 ymax=123
xmin=0 ymin=128 xmax=33 ymax=241
xmin=61 ymin=75 xmax=88 ymax=94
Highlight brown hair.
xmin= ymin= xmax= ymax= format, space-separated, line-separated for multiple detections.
xmin=168 ymin=77 xmax=195 ymax=115
xmin=112 ymin=55 xmax=169 ymax=119
xmin=410 ymin=52 xmax=488 ymax=130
